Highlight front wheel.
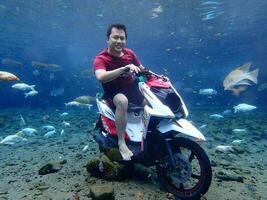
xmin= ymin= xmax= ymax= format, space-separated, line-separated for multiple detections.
xmin=156 ymin=137 xmax=212 ymax=200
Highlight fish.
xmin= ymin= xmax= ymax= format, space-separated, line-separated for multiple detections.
xmin=60 ymin=112 xmax=69 ymax=117
xmin=24 ymin=90 xmax=38 ymax=98
xmin=199 ymin=124 xmax=207 ymax=129
xmin=201 ymin=1 xmax=222 ymax=5
xmin=150 ymin=12 xmax=159 ymax=19
xmin=60 ymin=129 xmax=64 ymax=136
xmin=62 ymin=121 xmax=70 ymax=127
xmin=150 ymin=5 xmax=163 ymax=19
xmin=50 ymin=87 xmax=65 ymax=97
xmin=0 ymin=132 xmax=24 ymax=145
xmin=202 ymin=13 xmax=216 ymax=20
xmin=42 ymin=125 xmax=55 ymax=132
xmin=65 ymin=101 xmax=81 ymax=107
xmin=152 ymin=5 xmax=163 ymax=13
xmin=20 ymin=128 xmax=38 ymax=137
xmin=183 ymin=87 xmax=195 ymax=93
xmin=233 ymin=103 xmax=256 ymax=113
xmin=19 ymin=115 xmax=26 ymax=126
xmin=65 ymin=101 xmax=93 ymax=110
xmin=223 ymin=62 xmax=259 ymax=96
xmin=232 ymin=139 xmax=245 ymax=145
xmin=257 ymin=83 xmax=267 ymax=91
xmin=232 ymin=128 xmax=247 ymax=134
xmin=215 ymin=145 xmax=234 ymax=153
xmin=32 ymin=69 xmax=40 ymax=76
xmin=199 ymin=88 xmax=217 ymax=95
xmin=31 ymin=61 xmax=62 ymax=72
xmin=1 ymin=58 xmax=23 ymax=67
xmin=12 ymin=83 xmax=35 ymax=91
xmin=41 ymin=115 xmax=49 ymax=123
xmin=44 ymin=130 xmax=56 ymax=138
xmin=74 ymin=96 xmax=96 ymax=104
xmin=0 ymin=71 xmax=20 ymax=81
xmin=80 ymin=69 xmax=93 ymax=78
xmin=222 ymin=109 xmax=232 ymax=116
xmin=82 ymin=145 xmax=89 ymax=152
xmin=209 ymin=114 xmax=224 ymax=119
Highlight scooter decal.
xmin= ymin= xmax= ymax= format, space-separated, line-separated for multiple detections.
xmin=100 ymin=115 xmax=130 ymax=140
xmin=146 ymin=76 xmax=171 ymax=88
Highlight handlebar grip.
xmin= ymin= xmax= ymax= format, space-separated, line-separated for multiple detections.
xmin=123 ymin=66 xmax=130 ymax=73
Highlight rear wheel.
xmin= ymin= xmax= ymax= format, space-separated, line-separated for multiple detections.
xmin=156 ymin=137 xmax=212 ymax=200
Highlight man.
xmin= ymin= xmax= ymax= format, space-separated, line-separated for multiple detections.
xmin=93 ymin=24 xmax=145 ymax=160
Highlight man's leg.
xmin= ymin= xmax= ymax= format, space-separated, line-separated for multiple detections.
xmin=113 ymin=93 xmax=133 ymax=160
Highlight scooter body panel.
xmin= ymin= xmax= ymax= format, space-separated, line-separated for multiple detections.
xmin=157 ymin=118 xmax=206 ymax=141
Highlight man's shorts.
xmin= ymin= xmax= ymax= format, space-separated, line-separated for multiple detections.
xmin=103 ymin=81 xmax=144 ymax=106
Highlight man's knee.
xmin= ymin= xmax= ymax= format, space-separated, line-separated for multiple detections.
xmin=113 ymin=93 xmax=128 ymax=110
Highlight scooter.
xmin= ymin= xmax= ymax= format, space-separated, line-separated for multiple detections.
xmin=94 ymin=70 xmax=212 ymax=200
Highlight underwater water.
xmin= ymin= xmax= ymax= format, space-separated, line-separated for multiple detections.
xmin=0 ymin=0 xmax=267 ymax=199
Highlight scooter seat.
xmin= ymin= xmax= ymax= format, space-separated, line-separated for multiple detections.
xmin=102 ymin=99 xmax=143 ymax=113
xmin=127 ymin=103 xmax=144 ymax=113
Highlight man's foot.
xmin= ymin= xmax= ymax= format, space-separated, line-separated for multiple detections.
xmin=118 ymin=142 xmax=133 ymax=161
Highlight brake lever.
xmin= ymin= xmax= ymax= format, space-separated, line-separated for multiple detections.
xmin=161 ymin=75 xmax=169 ymax=82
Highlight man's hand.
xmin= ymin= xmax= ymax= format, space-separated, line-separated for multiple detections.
xmin=124 ymin=64 xmax=141 ymax=74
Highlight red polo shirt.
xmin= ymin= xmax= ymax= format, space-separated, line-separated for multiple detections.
xmin=93 ymin=48 xmax=141 ymax=93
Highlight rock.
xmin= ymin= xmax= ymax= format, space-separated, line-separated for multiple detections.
xmin=59 ymin=159 xmax=67 ymax=165
xmin=219 ymin=160 xmax=231 ymax=167
xmin=102 ymin=147 xmax=122 ymax=162
xmin=85 ymin=154 xmax=130 ymax=181
xmin=33 ymin=181 xmax=50 ymax=192
xmin=133 ymin=164 xmax=155 ymax=181
xmin=210 ymin=160 xmax=218 ymax=167
xmin=216 ymin=171 xmax=245 ymax=182
xmin=38 ymin=161 xmax=62 ymax=175
xmin=90 ymin=184 xmax=114 ymax=200
xmin=232 ymin=146 xmax=247 ymax=154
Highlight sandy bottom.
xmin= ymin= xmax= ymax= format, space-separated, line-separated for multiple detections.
xmin=0 ymin=107 xmax=266 ymax=200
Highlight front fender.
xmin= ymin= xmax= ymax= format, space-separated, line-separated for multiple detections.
xmin=157 ymin=118 xmax=206 ymax=141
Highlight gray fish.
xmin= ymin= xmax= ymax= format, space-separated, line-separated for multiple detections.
xmin=233 ymin=103 xmax=256 ymax=113
xmin=42 ymin=125 xmax=55 ymax=132
xmin=199 ymin=88 xmax=217 ymax=95
xmin=201 ymin=1 xmax=222 ymax=5
xmin=222 ymin=109 xmax=232 ymax=116
xmin=19 ymin=115 xmax=26 ymax=126
xmin=44 ymin=130 xmax=56 ymax=138
xmin=0 ymin=132 xmax=24 ymax=145
xmin=209 ymin=114 xmax=224 ymax=119
xmin=232 ymin=128 xmax=247 ymax=134
xmin=2 ymin=58 xmax=23 ymax=67
xmin=215 ymin=145 xmax=234 ymax=153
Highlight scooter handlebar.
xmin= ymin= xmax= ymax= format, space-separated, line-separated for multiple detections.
xmin=122 ymin=65 xmax=169 ymax=82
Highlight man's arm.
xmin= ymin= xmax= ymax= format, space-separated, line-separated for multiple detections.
xmin=95 ymin=64 xmax=142 ymax=84
xmin=95 ymin=64 xmax=137 ymax=83
xmin=95 ymin=67 xmax=126 ymax=83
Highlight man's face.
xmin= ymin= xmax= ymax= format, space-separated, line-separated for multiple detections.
xmin=107 ymin=27 xmax=126 ymax=54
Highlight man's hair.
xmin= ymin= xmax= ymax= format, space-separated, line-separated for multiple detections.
xmin=106 ymin=23 xmax=127 ymax=39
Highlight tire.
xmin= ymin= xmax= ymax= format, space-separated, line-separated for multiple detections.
xmin=156 ymin=137 xmax=212 ymax=200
